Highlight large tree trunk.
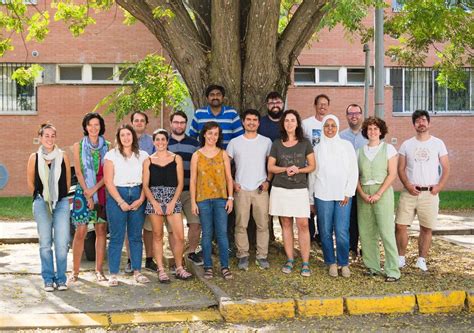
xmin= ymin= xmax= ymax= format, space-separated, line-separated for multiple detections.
xmin=117 ymin=0 xmax=331 ymax=112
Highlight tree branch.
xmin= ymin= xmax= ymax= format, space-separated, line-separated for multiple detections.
xmin=186 ymin=0 xmax=211 ymax=48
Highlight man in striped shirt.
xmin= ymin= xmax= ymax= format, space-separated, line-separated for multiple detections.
xmin=188 ymin=84 xmax=244 ymax=149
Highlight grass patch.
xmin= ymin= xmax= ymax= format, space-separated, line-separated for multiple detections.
xmin=0 ymin=196 xmax=33 ymax=220
xmin=393 ymin=191 xmax=474 ymax=212
xmin=213 ymin=237 xmax=473 ymax=299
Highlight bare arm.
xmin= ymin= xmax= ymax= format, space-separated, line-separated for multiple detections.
xmin=26 ymin=153 xmax=36 ymax=194
xmin=398 ymin=154 xmax=419 ymax=196
xmin=190 ymin=152 xmax=199 ymax=215
xmin=104 ymin=159 xmax=130 ymax=211
xmin=64 ymin=154 xmax=72 ymax=191
xmin=267 ymin=156 xmax=287 ymax=174
xmin=431 ymin=155 xmax=450 ymax=195
xmin=223 ymin=151 xmax=234 ymax=213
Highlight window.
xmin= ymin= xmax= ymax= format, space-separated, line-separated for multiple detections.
xmin=59 ymin=66 xmax=83 ymax=81
xmin=92 ymin=66 xmax=114 ymax=81
xmin=294 ymin=68 xmax=316 ymax=84
xmin=390 ymin=67 xmax=473 ymax=113
xmin=293 ymin=67 xmax=342 ymax=85
xmin=319 ymin=69 xmax=339 ymax=83
xmin=0 ymin=63 xmax=36 ymax=112
xmin=347 ymin=68 xmax=367 ymax=84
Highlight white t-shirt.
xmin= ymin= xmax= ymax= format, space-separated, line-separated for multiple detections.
xmin=226 ymin=134 xmax=272 ymax=191
xmin=104 ymin=148 xmax=149 ymax=186
xmin=359 ymin=142 xmax=398 ymax=161
xmin=399 ymin=136 xmax=448 ymax=186
xmin=302 ymin=116 xmax=323 ymax=148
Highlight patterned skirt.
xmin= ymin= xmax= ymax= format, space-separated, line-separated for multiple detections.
xmin=145 ymin=186 xmax=182 ymax=215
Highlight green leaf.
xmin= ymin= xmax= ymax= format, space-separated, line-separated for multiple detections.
xmin=11 ymin=64 xmax=44 ymax=86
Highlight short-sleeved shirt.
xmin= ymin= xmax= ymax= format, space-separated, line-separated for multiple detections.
xmin=168 ymin=135 xmax=200 ymax=191
xmin=258 ymin=116 xmax=281 ymax=142
xmin=340 ymin=128 xmax=368 ymax=151
xmin=302 ymin=116 xmax=323 ymax=148
xmin=104 ymin=149 xmax=149 ymax=186
xmin=226 ymin=134 xmax=272 ymax=191
xmin=399 ymin=136 xmax=448 ymax=186
xmin=188 ymin=105 xmax=244 ymax=149
xmin=138 ymin=134 xmax=155 ymax=155
xmin=270 ymin=139 xmax=313 ymax=189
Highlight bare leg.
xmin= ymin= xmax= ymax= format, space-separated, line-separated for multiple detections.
xmin=296 ymin=217 xmax=310 ymax=263
xmin=280 ymin=217 xmax=294 ymax=260
xmin=143 ymin=229 xmax=153 ymax=258
xmin=188 ymin=223 xmax=201 ymax=253
xmin=168 ymin=214 xmax=185 ymax=267
xmin=72 ymin=225 xmax=87 ymax=275
xmin=95 ymin=223 xmax=107 ymax=273
xmin=395 ymin=224 xmax=408 ymax=256
xmin=418 ymin=225 xmax=432 ymax=258
xmin=150 ymin=215 xmax=165 ymax=269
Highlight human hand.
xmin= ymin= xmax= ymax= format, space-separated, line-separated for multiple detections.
xmin=191 ymin=202 xmax=199 ymax=216
xmin=407 ymin=183 xmax=420 ymax=196
xmin=339 ymin=196 xmax=350 ymax=206
xmin=152 ymin=201 xmax=164 ymax=215
xmin=225 ymin=199 xmax=233 ymax=214
xmin=166 ymin=201 xmax=176 ymax=215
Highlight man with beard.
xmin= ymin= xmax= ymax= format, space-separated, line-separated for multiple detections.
xmin=258 ymin=91 xmax=284 ymax=142
xmin=395 ymin=110 xmax=450 ymax=272
xmin=189 ymin=84 xmax=243 ymax=149
xmin=340 ymin=104 xmax=368 ymax=259
xmin=167 ymin=111 xmax=203 ymax=265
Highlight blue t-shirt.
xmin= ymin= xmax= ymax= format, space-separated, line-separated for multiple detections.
xmin=258 ymin=116 xmax=281 ymax=142
xmin=138 ymin=134 xmax=155 ymax=155
xmin=168 ymin=135 xmax=200 ymax=191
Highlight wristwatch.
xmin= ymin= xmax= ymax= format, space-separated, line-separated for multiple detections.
xmin=227 ymin=196 xmax=234 ymax=201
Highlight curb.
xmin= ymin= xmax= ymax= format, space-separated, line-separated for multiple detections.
xmin=467 ymin=291 xmax=474 ymax=312
xmin=296 ymin=296 xmax=344 ymax=317
xmin=345 ymin=294 xmax=416 ymax=315
xmin=416 ymin=290 xmax=466 ymax=314
xmin=220 ymin=298 xmax=295 ymax=322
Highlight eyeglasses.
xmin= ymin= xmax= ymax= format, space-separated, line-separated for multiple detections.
xmin=347 ymin=112 xmax=362 ymax=117
xmin=267 ymin=100 xmax=283 ymax=106
xmin=171 ymin=121 xmax=186 ymax=125
xmin=323 ymin=124 xmax=338 ymax=129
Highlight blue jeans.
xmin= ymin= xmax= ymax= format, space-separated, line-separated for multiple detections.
xmin=315 ymin=197 xmax=352 ymax=266
xmin=198 ymin=199 xmax=229 ymax=269
xmin=106 ymin=186 xmax=145 ymax=274
xmin=33 ymin=196 xmax=70 ymax=285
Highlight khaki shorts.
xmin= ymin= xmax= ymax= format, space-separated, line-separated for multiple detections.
xmin=395 ymin=190 xmax=439 ymax=229
xmin=163 ymin=191 xmax=199 ymax=234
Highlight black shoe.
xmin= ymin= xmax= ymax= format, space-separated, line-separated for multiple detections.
xmin=145 ymin=258 xmax=158 ymax=272
xmin=187 ymin=251 xmax=204 ymax=266
xmin=313 ymin=234 xmax=322 ymax=247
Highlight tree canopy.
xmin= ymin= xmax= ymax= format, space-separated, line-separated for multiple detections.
xmin=1 ymin=0 xmax=472 ymax=117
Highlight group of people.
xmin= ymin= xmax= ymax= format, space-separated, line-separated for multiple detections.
xmin=27 ymin=84 xmax=449 ymax=292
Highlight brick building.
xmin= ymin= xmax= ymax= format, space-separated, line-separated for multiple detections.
xmin=0 ymin=1 xmax=472 ymax=196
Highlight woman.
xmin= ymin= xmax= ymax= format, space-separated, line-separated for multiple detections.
xmin=27 ymin=124 xmax=71 ymax=291
xmin=70 ymin=113 xmax=109 ymax=282
xmin=268 ymin=110 xmax=315 ymax=277
xmin=309 ymin=114 xmax=358 ymax=278
xmin=357 ymin=117 xmax=400 ymax=282
xmin=190 ymin=122 xmax=234 ymax=280
xmin=104 ymin=124 xmax=150 ymax=286
xmin=143 ymin=129 xmax=192 ymax=283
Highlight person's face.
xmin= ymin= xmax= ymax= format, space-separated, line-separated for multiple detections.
xmin=86 ymin=118 xmax=101 ymax=137
xmin=315 ymin=97 xmax=329 ymax=118
xmin=40 ymin=128 xmax=56 ymax=151
xmin=367 ymin=124 xmax=381 ymax=141
xmin=283 ymin=113 xmax=298 ymax=133
xmin=170 ymin=115 xmax=187 ymax=136
xmin=153 ymin=133 xmax=168 ymax=151
xmin=243 ymin=114 xmax=259 ymax=133
xmin=323 ymin=118 xmax=338 ymax=138
xmin=132 ymin=114 xmax=147 ymax=134
xmin=414 ymin=116 xmax=430 ymax=133
xmin=207 ymin=89 xmax=224 ymax=108
xmin=204 ymin=127 xmax=220 ymax=146
xmin=119 ymin=129 xmax=134 ymax=148
xmin=266 ymin=98 xmax=284 ymax=119
xmin=346 ymin=106 xmax=363 ymax=128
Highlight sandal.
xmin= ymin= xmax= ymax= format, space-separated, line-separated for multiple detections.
xmin=203 ymin=268 xmax=213 ymax=279
xmin=300 ymin=262 xmax=311 ymax=277
xmin=157 ymin=268 xmax=171 ymax=284
xmin=385 ymin=276 xmax=400 ymax=282
xmin=68 ymin=272 xmax=79 ymax=283
xmin=363 ymin=270 xmax=378 ymax=277
xmin=108 ymin=275 xmax=118 ymax=287
xmin=281 ymin=259 xmax=294 ymax=274
xmin=175 ymin=266 xmax=193 ymax=280
xmin=95 ymin=271 xmax=108 ymax=282
xmin=135 ymin=273 xmax=150 ymax=284
xmin=221 ymin=267 xmax=233 ymax=280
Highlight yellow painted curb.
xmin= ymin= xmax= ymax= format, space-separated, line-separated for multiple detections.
xmin=345 ymin=294 xmax=416 ymax=315
xmin=110 ymin=309 xmax=222 ymax=325
xmin=416 ymin=290 xmax=466 ymax=313
xmin=220 ymin=298 xmax=295 ymax=322
xmin=0 ymin=313 xmax=109 ymax=329
xmin=467 ymin=291 xmax=474 ymax=313
xmin=296 ymin=297 xmax=343 ymax=317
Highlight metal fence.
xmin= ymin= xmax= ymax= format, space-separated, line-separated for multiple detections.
xmin=0 ymin=63 xmax=37 ymax=112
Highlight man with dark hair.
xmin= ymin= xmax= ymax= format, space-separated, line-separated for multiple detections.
xmin=258 ymin=91 xmax=284 ymax=142
xmin=227 ymin=109 xmax=273 ymax=270
xmin=188 ymin=84 xmax=243 ymax=149
xmin=396 ymin=110 xmax=450 ymax=272
xmin=167 ymin=110 xmax=203 ymax=265
xmin=340 ymin=104 xmax=368 ymax=259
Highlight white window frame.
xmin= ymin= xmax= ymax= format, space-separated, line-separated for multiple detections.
xmin=56 ymin=64 xmax=125 ymax=84
xmin=293 ymin=66 xmax=343 ymax=86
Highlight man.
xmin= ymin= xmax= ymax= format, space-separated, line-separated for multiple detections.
xmin=189 ymin=84 xmax=244 ymax=149
xmin=302 ymin=94 xmax=331 ymax=244
xmin=340 ymin=104 xmax=368 ymax=258
xmin=258 ymin=91 xmax=284 ymax=142
xmin=395 ymin=110 xmax=450 ymax=272
xmin=127 ymin=111 xmax=156 ymax=272
xmin=227 ymin=109 xmax=272 ymax=270
xmin=168 ymin=111 xmax=203 ymax=265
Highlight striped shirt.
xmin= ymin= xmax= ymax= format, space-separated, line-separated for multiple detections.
xmin=188 ymin=105 xmax=244 ymax=149
xmin=168 ymin=135 xmax=200 ymax=191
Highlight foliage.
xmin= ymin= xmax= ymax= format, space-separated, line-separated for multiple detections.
xmin=11 ymin=64 xmax=43 ymax=86
xmin=94 ymin=54 xmax=189 ymax=122
xmin=0 ymin=196 xmax=33 ymax=220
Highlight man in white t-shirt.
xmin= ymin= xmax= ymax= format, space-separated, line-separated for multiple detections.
xmin=395 ymin=110 xmax=450 ymax=272
xmin=226 ymin=109 xmax=272 ymax=270
xmin=302 ymin=94 xmax=331 ymax=245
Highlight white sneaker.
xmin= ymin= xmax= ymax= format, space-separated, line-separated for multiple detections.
xmin=416 ymin=257 xmax=428 ymax=272
xmin=398 ymin=256 xmax=406 ymax=268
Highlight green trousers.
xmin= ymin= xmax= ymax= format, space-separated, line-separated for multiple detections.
xmin=357 ymin=185 xmax=400 ymax=279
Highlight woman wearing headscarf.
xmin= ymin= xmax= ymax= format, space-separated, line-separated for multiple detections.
xmin=357 ymin=117 xmax=400 ymax=282
xmin=309 ymin=114 xmax=358 ymax=278
xmin=27 ymin=124 xmax=71 ymax=291
xmin=70 ymin=112 xmax=109 ymax=283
